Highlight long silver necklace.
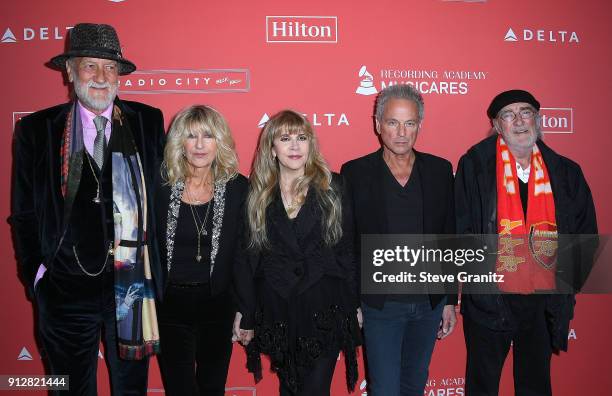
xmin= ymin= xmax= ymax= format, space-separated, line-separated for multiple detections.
xmin=186 ymin=186 xmax=212 ymax=263
xmin=75 ymin=154 xmax=113 ymax=275
xmin=85 ymin=153 xmax=102 ymax=204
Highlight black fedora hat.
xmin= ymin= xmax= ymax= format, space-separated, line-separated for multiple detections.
xmin=50 ymin=23 xmax=136 ymax=75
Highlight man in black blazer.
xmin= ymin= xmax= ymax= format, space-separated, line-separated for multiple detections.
xmin=9 ymin=23 xmax=165 ymax=395
xmin=341 ymin=84 xmax=457 ymax=396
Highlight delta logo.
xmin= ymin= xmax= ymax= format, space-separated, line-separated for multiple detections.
xmin=257 ymin=112 xmax=349 ymax=128
xmin=504 ymin=27 xmax=579 ymax=44
xmin=1 ymin=26 xmax=73 ymax=44
xmin=17 ymin=346 xmax=33 ymax=361
xmin=266 ymin=16 xmax=337 ymax=43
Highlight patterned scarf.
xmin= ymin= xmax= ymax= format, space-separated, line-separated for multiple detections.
xmin=495 ymin=136 xmax=557 ymax=293
xmin=61 ymin=103 xmax=160 ymax=359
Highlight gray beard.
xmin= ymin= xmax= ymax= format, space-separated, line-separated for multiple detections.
xmin=73 ymin=79 xmax=118 ymax=112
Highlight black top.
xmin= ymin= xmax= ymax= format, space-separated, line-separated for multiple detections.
xmin=382 ymin=163 xmax=428 ymax=303
xmin=383 ymin=162 xmax=423 ymax=234
xmin=155 ymin=175 xmax=249 ymax=299
xmin=519 ymin=178 xmax=528 ymax=219
xmin=170 ymin=201 xmax=212 ymax=284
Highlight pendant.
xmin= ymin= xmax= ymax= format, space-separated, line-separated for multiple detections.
xmin=196 ymin=255 xmax=202 ymax=262
xmin=202 ymin=229 xmax=208 ymax=236
xmin=92 ymin=195 xmax=101 ymax=204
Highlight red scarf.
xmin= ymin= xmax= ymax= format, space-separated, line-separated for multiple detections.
xmin=496 ymin=136 xmax=557 ymax=293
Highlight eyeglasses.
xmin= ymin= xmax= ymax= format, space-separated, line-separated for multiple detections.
xmin=498 ymin=108 xmax=537 ymax=123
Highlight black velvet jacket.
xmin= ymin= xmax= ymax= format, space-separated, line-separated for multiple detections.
xmin=340 ymin=148 xmax=458 ymax=309
xmin=233 ymin=173 xmax=359 ymax=329
xmin=9 ymin=98 xmax=166 ymax=298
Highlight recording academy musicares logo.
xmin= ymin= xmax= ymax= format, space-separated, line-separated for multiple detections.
xmin=354 ymin=65 xmax=488 ymax=96
xmin=504 ymin=27 xmax=579 ymax=43
xmin=266 ymin=16 xmax=338 ymax=43
xmin=118 ymin=69 xmax=250 ymax=94
xmin=257 ymin=112 xmax=349 ymax=128
xmin=1 ymin=26 xmax=72 ymax=44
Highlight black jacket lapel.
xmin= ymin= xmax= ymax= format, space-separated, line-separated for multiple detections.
xmin=371 ymin=149 xmax=388 ymax=234
xmin=57 ymin=104 xmax=84 ymax=228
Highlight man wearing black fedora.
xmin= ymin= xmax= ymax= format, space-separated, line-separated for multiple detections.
xmin=10 ymin=23 xmax=165 ymax=395
xmin=455 ymin=89 xmax=598 ymax=395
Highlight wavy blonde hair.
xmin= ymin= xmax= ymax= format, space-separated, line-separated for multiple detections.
xmin=162 ymin=105 xmax=238 ymax=185
xmin=247 ymin=110 xmax=342 ymax=250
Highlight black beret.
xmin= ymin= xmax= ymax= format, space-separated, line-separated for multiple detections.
xmin=487 ymin=89 xmax=540 ymax=119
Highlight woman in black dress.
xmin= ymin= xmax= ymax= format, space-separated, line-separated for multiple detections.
xmin=233 ymin=110 xmax=362 ymax=395
xmin=156 ymin=105 xmax=247 ymax=395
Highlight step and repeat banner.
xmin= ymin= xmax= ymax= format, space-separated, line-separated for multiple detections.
xmin=1 ymin=0 xmax=611 ymax=395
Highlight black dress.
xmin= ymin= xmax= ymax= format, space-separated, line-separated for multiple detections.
xmin=234 ymin=174 xmax=361 ymax=394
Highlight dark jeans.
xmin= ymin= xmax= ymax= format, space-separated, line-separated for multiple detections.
xmin=464 ymin=295 xmax=552 ymax=396
xmin=362 ymin=299 xmax=444 ymax=396
xmin=157 ymin=283 xmax=234 ymax=396
xmin=36 ymin=272 xmax=149 ymax=396
xmin=279 ymin=353 xmax=338 ymax=396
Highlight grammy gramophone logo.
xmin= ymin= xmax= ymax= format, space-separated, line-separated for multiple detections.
xmin=355 ymin=65 xmax=377 ymax=96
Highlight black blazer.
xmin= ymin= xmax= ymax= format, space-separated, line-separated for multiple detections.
xmin=233 ymin=173 xmax=359 ymax=329
xmin=341 ymin=149 xmax=457 ymax=309
xmin=9 ymin=98 xmax=166 ymax=297
xmin=155 ymin=174 xmax=248 ymax=299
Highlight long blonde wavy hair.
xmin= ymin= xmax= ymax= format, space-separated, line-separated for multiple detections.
xmin=247 ymin=110 xmax=342 ymax=250
xmin=162 ymin=105 xmax=238 ymax=185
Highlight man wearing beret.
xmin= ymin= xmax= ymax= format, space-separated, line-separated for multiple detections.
xmin=9 ymin=23 xmax=165 ymax=395
xmin=455 ymin=89 xmax=597 ymax=395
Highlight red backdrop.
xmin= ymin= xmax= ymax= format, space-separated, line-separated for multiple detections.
xmin=1 ymin=0 xmax=611 ymax=395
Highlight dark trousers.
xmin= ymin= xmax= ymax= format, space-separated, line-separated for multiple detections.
xmin=362 ymin=300 xmax=444 ymax=396
xmin=464 ymin=296 xmax=553 ymax=396
xmin=36 ymin=272 xmax=149 ymax=396
xmin=157 ymin=284 xmax=234 ymax=396
xmin=278 ymin=353 xmax=338 ymax=396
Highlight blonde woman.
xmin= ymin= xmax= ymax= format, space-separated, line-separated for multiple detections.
xmin=233 ymin=110 xmax=362 ymax=395
xmin=155 ymin=105 xmax=247 ymax=396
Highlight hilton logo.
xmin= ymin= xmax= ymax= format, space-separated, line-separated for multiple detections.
xmin=266 ymin=16 xmax=337 ymax=43
xmin=540 ymin=108 xmax=573 ymax=134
